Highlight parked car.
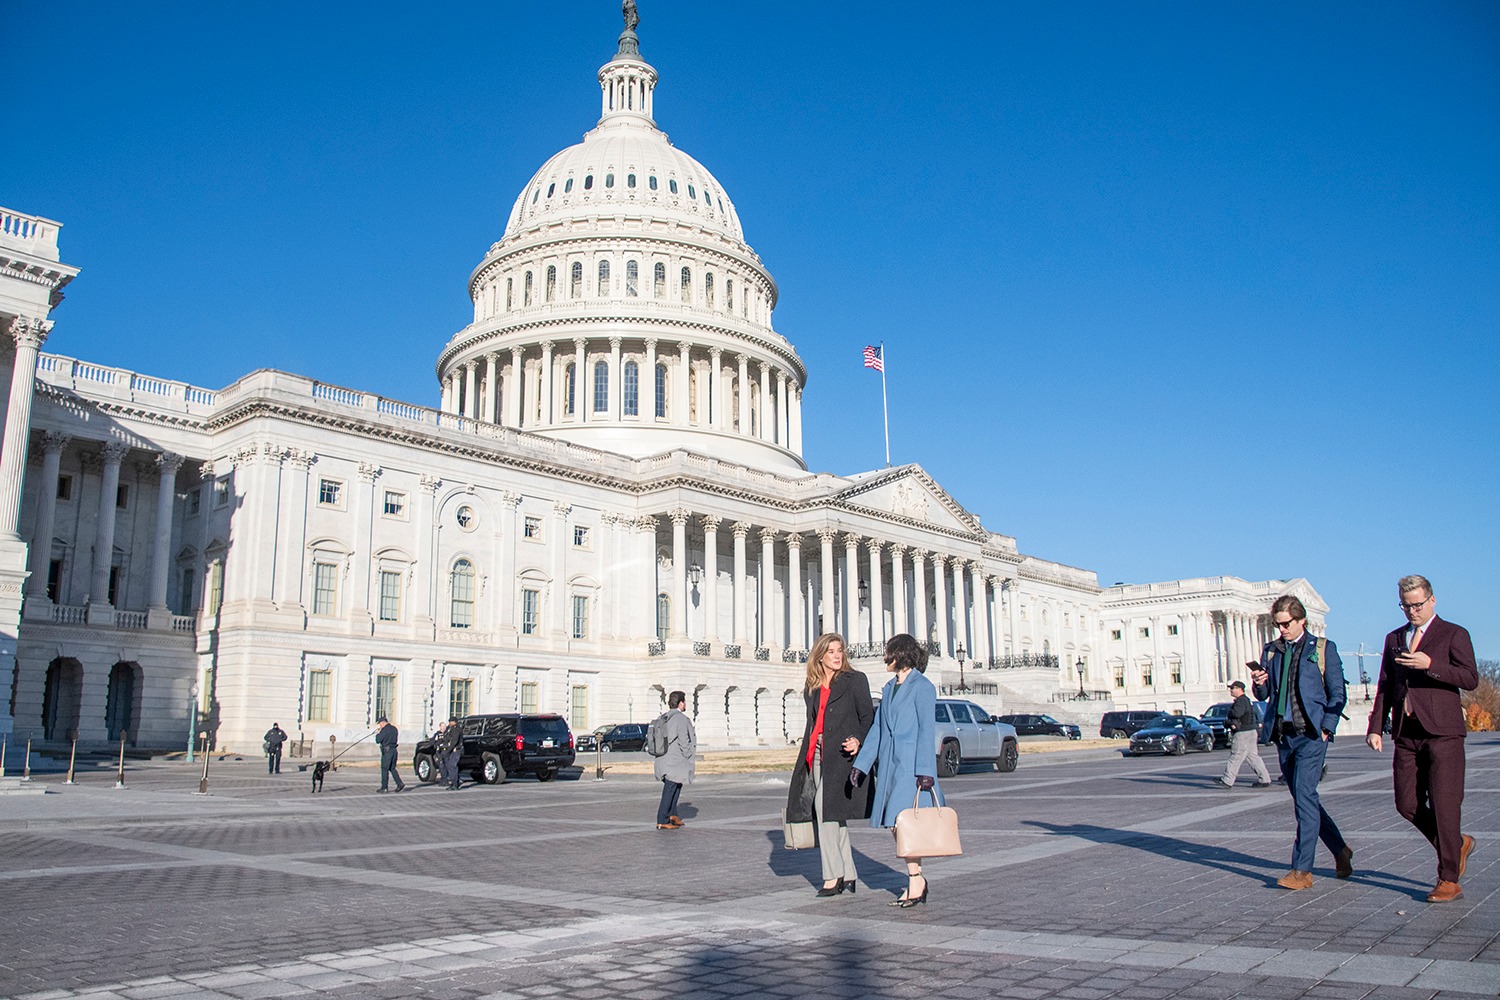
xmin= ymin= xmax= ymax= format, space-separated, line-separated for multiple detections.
xmin=995 ymin=713 xmax=1082 ymax=740
xmin=413 ymin=713 xmax=575 ymax=784
xmin=575 ymin=722 xmax=647 ymax=753
xmin=1125 ymin=714 xmax=1215 ymax=756
xmin=935 ymin=698 xmax=1019 ymax=776
xmin=1200 ymin=700 xmax=1271 ymax=746
xmin=1099 ymin=710 xmax=1170 ymax=739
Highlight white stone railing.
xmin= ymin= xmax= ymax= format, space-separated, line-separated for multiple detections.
xmin=51 ymin=604 xmax=87 ymax=625
xmin=37 ymin=353 xmax=218 ymax=414
xmin=0 ymin=207 xmax=62 ymax=261
xmin=114 ymin=610 xmax=148 ymax=629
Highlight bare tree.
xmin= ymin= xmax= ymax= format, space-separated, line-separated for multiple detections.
xmin=1463 ymin=658 xmax=1499 ymax=731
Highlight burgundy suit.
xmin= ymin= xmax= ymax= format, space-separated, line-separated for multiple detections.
xmin=1367 ymin=615 xmax=1478 ymax=882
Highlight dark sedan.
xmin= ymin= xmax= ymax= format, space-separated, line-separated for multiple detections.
xmin=995 ymin=713 xmax=1082 ymax=740
xmin=1125 ymin=714 xmax=1215 ymax=756
xmin=575 ymin=722 xmax=648 ymax=753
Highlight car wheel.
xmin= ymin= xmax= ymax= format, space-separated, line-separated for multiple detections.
xmin=996 ymin=739 xmax=1019 ymax=773
xmin=481 ymin=752 xmax=505 ymax=785
xmin=937 ymin=740 xmax=961 ymax=778
xmin=1170 ymin=737 xmax=1186 ymax=756
xmin=535 ymin=768 xmax=557 ymax=782
xmin=601 ymin=744 xmax=611 ymax=753
xmin=414 ymin=753 xmax=437 ymax=783
xmin=1111 ymin=729 xmax=1128 ymax=739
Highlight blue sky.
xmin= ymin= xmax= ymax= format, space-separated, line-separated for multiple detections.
xmin=5 ymin=1 xmax=1497 ymax=666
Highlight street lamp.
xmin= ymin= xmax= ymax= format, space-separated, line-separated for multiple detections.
xmin=857 ymin=578 xmax=869 ymax=608
xmin=1360 ymin=670 xmax=1370 ymax=701
xmin=186 ymin=684 xmax=199 ymax=763
xmin=955 ymin=643 xmax=968 ymax=692
xmin=1076 ymin=659 xmax=1086 ymax=699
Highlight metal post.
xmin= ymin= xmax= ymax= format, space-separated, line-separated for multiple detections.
xmin=65 ymin=738 xmax=78 ymax=784
xmin=23 ymin=735 xmax=32 ymax=781
xmin=198 ymin=731 xmax=210 ymax=794
xmin=114 ymin=735 xmax=127 ymax=788
xmin=594 ymin=744 xmax=607 ymax=781
xmin=329 ymin=734 xmax=337 ymax=770
xmin=186 ymin=684 xmax=198 ymax=764
xmin=0 ymin=733 xmax=7 ymax=777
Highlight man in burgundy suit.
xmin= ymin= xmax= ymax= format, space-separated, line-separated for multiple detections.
xmin=1366 ymin=574 xmax=1479 ymax=903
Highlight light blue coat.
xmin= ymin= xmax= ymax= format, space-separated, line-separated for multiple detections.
xmin=851 ymin=669 xmax=945 ymax=828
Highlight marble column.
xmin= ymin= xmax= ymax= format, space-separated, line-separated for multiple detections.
xmin=148 ymin=452 xmax=185 ymax=610
xmin=867 ymin=539 xmax=884 ymax=644
xmin=970 ymin=562 xmax=989 ymax=666
xmin=842 ymin=532 xmax=860 ymax=640
xmin=670 ymin=508 xmax=689 ymax=639
xmin=415 ymin=476 xmax=442 ymax=629
xmin=484 ymin=353 xmax=499 ymax=423
xmin=817 ymin=528 xmax=836 ymax=638
xmin=643 ymin=339 xmax=658 ymax=419
xmin=0 ymin=317 xmax=50 ymax=539
xmin=776 ymin=371 xmax=789 ymax=446
xmin=24 ymin=432 xmax=69 ymax=601
xmin=609 ymin=337 xmax=623 ymax=420
xmin=911 ymin=549 xmax=929 ymax=647
xmin=791 ymin=388 xmax=803 ymax=453
xmin=932 ymin=553 xmax=950 ymax=656
xmin=731 ymin=520 xmax=751 ymax=645
xmin=676 ymin=342 xmax=691 ymax=425
xmin=510 ymin=347 xmax=526 ymax=426
xmin=758 ymin=528 xmax=777 ymax=647
xmin=787 ymin=533 xmax=805 ymax=650
xmin=888 ymin=543 xmax=907 ymax=636
xmin=757 ymin=362 xmax=771 ymax=440
xmin=276 ymin=451 xmax=315 ymax=608
xmin=701 ymin=515 xmax=721 ymax=643
xmin=350 ymin=463 xmax=380 ymax=624
xmin=736 ymin=354 xmax=750 ymax=435
xmin=951 ymin=556 xmax=967 ymax=655
xmin=88 ymin=441 xmax=130 ymax=608
xmin=463 ymin=363 xmax=478 ymax=419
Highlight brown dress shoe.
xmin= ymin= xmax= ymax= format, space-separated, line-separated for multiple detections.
xmin=1335 ymin=846 xmax=1354 ymax=879
xmin=1459 ymin=834 xmax=1476 ymax=878
xmin=1426 ymin=879 xmax=1463 ymax=903
xmin=655 ymin=823 xmax=678 ymax=830
xmin=668 ymin=815 xmax=685 ymax=827
xmin=1277 ymin=870 xmax=1313 ymax=890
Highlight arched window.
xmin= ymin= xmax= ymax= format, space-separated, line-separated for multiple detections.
xmin=656 ymin=593 xmax=671 ymax=642
xmin=564 ymin=363 xmax=576 ymax=416
xmin=450 ymin=560 xmax=475 ymax=629
xmin=564 ymin=177 xmax=574 ymax=193
xmin=705 ymin=273 xmax=715 ymax=309
xmin=625 ymin=260 xmax=639 ymax=297
xmin=545 ymin=183 xmax=554 ymax=198
xmin=545 ymin=265 xmax=556 ymax=302
xmin=649 ymin=175 xmax=658 ymax=191
xmin=584 ymin=174 xmax=594 ymax=190
xmin=627 ymin=173 xmax=636 ymax=189
xmin=669 ymin=178 xmax=678 ymax=194
xmin=679 ymin=266 xmax=691 ymax=304
xmin=597 ymin=260 xmax=610 ymax=295
xmin=725 ymin=278 xmax=734 ymax=312
xmin=623 ymin=360 xmax=639 ymax=416
xmin=605 ymin=173 xmax=615 ymax=188
xmin=523 ymin=272 xmax=533 ymax=307
xmin=688 ymin=184 xmax=697 ymax=199
xmin=505 ymin=277 xmax=513 ymax=310
xmin=653 ymin=262 xmax=666 ymax=298
xmin=655 ymin=362 xmax=668 ymax=418
xmin=593 ymin=360 xmax=609 ymax=413
xmin=570 ymin=262 xmax=583 ymax=299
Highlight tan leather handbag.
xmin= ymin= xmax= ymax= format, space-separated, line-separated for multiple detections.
xmin=894 ymin=789 xmax=962 ymax=858
xmin=781 ymin=809 xmax=817 ymax=850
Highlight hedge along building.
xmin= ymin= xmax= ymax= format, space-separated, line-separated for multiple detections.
xmin=0 ymin=10 xmax=1329 ymax=755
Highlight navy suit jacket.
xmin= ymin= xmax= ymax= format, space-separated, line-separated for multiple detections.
xmin=1367 ymin=616 xmax=1477 ymax=738
xmin=1253 ymin=634 xmax=1346 ymax=741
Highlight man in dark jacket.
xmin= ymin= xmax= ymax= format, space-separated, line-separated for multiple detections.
xmin=437 ymin=718 xmax=464 ymax=790
xmin=263 ymin=724 xmax=287 ymax=774
xmin=1250 ymin=594 xmax=1353 ymax=890
xmin=375 ymin=717 xmax=405 ymax=793
xmin=1366 ymin=574 xmax=1479 ymax=903
xmin=1217 ymin=677 xmax=1271 ymax=789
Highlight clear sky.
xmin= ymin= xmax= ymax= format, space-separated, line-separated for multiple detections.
xmin=5 ymin=1 xmax=1497 ymax=668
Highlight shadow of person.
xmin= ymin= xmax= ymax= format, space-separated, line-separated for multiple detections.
xmin=762 ymin=828 xmax=890 ymax=893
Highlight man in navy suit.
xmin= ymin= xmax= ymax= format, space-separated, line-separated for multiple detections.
xmin=1366 ymin=575 xmax=1479 ymax=903
xmin=1250 ymin=594 xmax=1353 ymax=890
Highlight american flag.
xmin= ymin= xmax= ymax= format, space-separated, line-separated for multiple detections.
xmin=862 ymin=344 xmax=883 ymax=372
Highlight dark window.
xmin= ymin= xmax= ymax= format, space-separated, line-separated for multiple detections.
xmin=56 ymin=475 xmax=73 ymax=501
xmin=584 ymin=174 xmax=594 ymax=190
xmin=668 ymin=179 xmax=678 ymax=194
xmin=565 ymin=178 xmax=574 ymax=193
xmin=627 ymin=173 xmax=636 ymax=188
xmin=116 ymin=484 xmax=129 ymax=509
xmin=649 ymin=175 xmax=658 ymax=190
xmin=47 ymin=559 xmax=61 ymax=602
xmin=605 ymin=173 xmax=614 ymax=188
xmin=546 ymin=183 xmax=555 ymax=197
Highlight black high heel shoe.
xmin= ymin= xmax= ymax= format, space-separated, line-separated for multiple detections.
xmin=842 ymin=880 xmax=856 ymax=895
xmin=816 ymin=877 xmax=845 ymax=897
xmin=891 ymin=875 xmax=928 ymax=908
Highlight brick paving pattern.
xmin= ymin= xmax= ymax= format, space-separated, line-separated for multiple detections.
xmin=0 ymin=735 xmax=1495 ymax=998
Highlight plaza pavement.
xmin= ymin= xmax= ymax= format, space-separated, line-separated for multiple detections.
xmin=0 ymin=734 xmax=1496 ymax=1000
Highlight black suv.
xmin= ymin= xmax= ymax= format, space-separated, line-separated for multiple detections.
xmin=1099 ymin=710 xmax=1169 ymax=739
xmin=413 ymin=714 xmax=575 ymax=785
xmin=576 ymin=722 xmax=648 ymax=753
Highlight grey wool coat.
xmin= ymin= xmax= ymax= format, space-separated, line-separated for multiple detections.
xmin=784 ymin=669 xmax=874 ymax=824
xmin=652 ymin=709 xmax=697 ymax=785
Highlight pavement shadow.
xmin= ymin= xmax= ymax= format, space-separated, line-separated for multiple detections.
xmin=762 ymin=829 xmax=889 ymax=893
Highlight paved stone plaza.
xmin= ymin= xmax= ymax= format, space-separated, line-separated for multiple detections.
xmin=1 ymin=736 xmax=1496 ymax=1000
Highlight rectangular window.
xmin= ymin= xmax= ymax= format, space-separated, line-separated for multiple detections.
xmin=448 ymin=678 xmax=473 ymax=720
xmin=1170 ymin=663 xmax=1183 ymax=685
xmin=654 ymin=364 xmax=667 ymax=419
xmin=188 ymin=487 xmax=201 ymax=515
xmin=116 ymin=484 xmax=129 ymax=509
xmin=313 ymin=562 xmax=338 ymax=616
xmin=178 ymin=568 xmax=195 ymax=615
xmin=1138 ymin=627 xmax=1150 ymax=639
xmin=1113 ymin=665 xmax=1125 ymax=689
xmin=623 ymin=363 xmax=639 ymax=416
xmin=47 ymin=559 xmax=62 ymax=603
xmin=1142 ymin=665 xmax=1154 ymax=686
xmin=593 ymin=362 xmax=608 ymax=413
xmin=378 ymin=570 xmax=402 ymax=622
xmin=450 ymin=566 xmax=474 ymax=628
xmin=107 ymin=566 xmax=120 ymax=605
xmin=519 ymin=681 xmax=539 ymax=714
xmin=318 ymin=479 xmax=343 ymax=507
xmin=383 ymin=491 xmax=406 ymax=518
xmin=56 ymin=475 xmax=73 ymax=501
xmin=573 ymin=525 xmax=589 ymax=548
xmin=207 ymin=561 xmax=224 ymax=614
xmin=523 ymin=516 xmax=542 ymax=540
xmin=656 ymin=594 xmax=670 ymax=642
xmin=1110 ymin=629 xmax=1122 ymax=641
xmin=571 ymin=595 xmax=589 ymax=639
xmin=213 ymin=480 xmax=230 ymax=508
xmin=571 ymin=685 xmax=589 ymax=731
xmin=375 ymin=674 xmax=397 ymax=723
xmin=307 ymin=669 xmax=332 ymax=721
xmin=1167 ymin=624 xmax=1179 ymax=636
xmin=521 ymin=588 xmax=540 ymax=635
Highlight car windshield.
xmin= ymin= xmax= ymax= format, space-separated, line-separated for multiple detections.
xmin=1201 ymin=704 xmax=1231 ymax=719
xmin=1039 ymin=715 xmax=1059 ymax=724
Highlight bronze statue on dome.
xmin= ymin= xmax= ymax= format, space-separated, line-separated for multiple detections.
xmin=623 ymin=1 xmax=640 ymax=34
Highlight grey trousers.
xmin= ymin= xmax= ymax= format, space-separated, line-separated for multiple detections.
xmin=1222 ymin=730 xmax=1271 ymax=786
xmin=812 ymin=746 xmax=857 ymax=881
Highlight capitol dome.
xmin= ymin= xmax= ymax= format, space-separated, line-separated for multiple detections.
xmin=435 ymin=12 xmax=807 ymax=474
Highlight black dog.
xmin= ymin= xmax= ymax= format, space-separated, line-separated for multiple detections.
xmin=311 ymin=760 xmax=330 ymax=793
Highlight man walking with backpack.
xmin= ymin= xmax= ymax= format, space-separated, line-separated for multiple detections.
xmin=649 ymin=691 xmax=696 ymax=830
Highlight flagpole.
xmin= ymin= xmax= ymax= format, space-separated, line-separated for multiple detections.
xmin=880 ymin=341 xmax=890 ymax=467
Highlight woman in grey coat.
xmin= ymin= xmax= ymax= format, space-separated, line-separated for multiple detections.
xmin=784 ymin=633 xmax=874 ymax=896
xmin=852 ymin=633 xmax=943 ymax=907
xmin=653 ymin=690 xmax=696 ymax=829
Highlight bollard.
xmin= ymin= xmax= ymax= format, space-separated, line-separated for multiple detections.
xmin=64 ymin=738 xmax=78 ymax=784
xmin=114 ymin=735 xmax=127 ymax=788
xmin=594 ymin=744 xmax=608 ymax=781
xmin=0 ymin=732 xmax=7 ymax=778
xmin=329 ymin=734 xmax=337 ymax=770
xmin=23 ymin=735 xmax=33 ymax=781
xmin=197 ymin=731 xmax=210 ymax=794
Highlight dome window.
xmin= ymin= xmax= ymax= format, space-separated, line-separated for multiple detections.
xmin=564 ymin=363 xmax=576 ymax=416
xmin=605 ymin=173 xmax=615 ymax=189
xmin=703 ymin=188 xmax=711 ymax=206
xmin=564 ymin=178 xmax=574 ymax=193
xmin=627 ymin=173 xmax=637 ymax=189
xmin=597 ymin=260 xmax=611 ymax=295
xmin=669 ymin=179 xmax=678 ymax=194
xmin=546 ymin=183 xmax=555 ymax=198
xmin=705 ymin=273 xmax=715 ymax=309
xmin=523 ymin=272 xmax=533 ymax=307
xmin=532 ymin=190 xmax=540 ymax=204
xmin=625 ymin=260 xmax=639 ymax=297
xmin=655 ymin=363 xmax=668 ymax=419
xmin=623 ymin=360 xmax=640 ymax=417
xmin=653 ymin=262 xmax=666 ymax=298
xmin=718 ymin=197 xmax=725 ymax=213
xmin=570 ymin=262 xmax=583 ymax=298
xmin=545 ymin=266 xmax=557 ymax=303
xmin=584 ymin=174 xmax=594 ymax=191
xmin=726 ymin=278 xmax=734 ymax=312
xmin=592 ymin=360 xmax=609 ymax=413
xmin=687 ymin=184 xmax=697 ymax=199
xmin=679 ymin=266 xmax=691 ymax=304
xmin=649 ymin=175 xmax=658 ymax=191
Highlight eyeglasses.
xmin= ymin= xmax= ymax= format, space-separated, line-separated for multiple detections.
xmin=1399 ymin=595 xmax=1431 ymax=612
xmin=1273 ymin=618 xmax=1302 ymax=630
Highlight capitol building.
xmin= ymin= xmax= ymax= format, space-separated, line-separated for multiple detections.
xmin=0 ymin=12 xmax=1327 ymax=756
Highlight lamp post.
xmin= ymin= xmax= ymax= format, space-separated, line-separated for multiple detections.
xmin=186 ymin=684 xmax=199 ymax=763
xmin=1360 ymin=670 xmax=1370 ymax=701
xmin=955 ymin=643 xmax=968 ymax=692
xmin=197 ymin=731 xmax=211 ymax=794
xmin=1076 ymin=658 xmax=1086 ymax=699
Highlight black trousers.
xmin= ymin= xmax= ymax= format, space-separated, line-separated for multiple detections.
xmin=379 ymin=746 xmax=404 ymax=790
xmin=657 ymin=777 xmax=683 ymax=824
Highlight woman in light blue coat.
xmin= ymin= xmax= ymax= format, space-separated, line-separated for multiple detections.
xmin=851 ymin=632 xmax=943 ymax=907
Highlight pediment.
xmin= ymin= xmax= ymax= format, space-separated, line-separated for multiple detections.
xmin=833 ymin=465 xmax=981 ymax=535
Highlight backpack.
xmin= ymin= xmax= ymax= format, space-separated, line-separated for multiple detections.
xmin=645 ymin=711 xmax=673 ymax=757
